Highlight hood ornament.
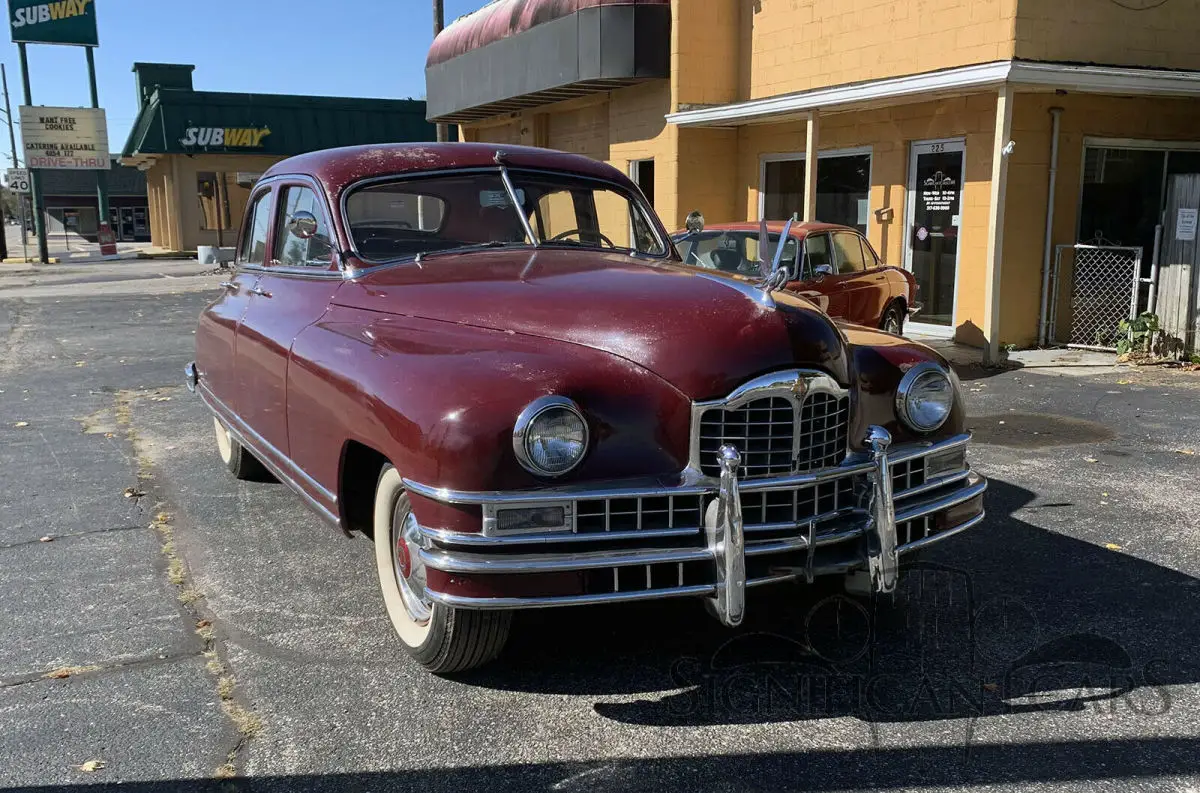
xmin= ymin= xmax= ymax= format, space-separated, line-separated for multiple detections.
xmin=756 ymin=217 xmax=794 ymax=300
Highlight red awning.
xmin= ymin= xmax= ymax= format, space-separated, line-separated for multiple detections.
xmin=427 ymin=0 xmax=669 ymax=67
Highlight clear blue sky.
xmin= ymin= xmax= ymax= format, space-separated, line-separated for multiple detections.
xmin=1 ymin=0 xmax=483 ymax=158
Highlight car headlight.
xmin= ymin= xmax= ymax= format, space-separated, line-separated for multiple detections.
xmin=512 ymin=396 xmax=589 ymax=476
xmin=895 ymin=362 xmax=955 ymax=433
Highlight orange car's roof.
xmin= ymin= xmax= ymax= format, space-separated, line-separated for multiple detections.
xmin=672 ymin=221 xmax=851 ymax=238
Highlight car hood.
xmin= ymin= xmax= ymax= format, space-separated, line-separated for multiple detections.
xmin=335 ymin=249 xmax=850 ymax=400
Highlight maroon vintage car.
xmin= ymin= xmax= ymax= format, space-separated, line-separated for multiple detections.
xmin=671 ymin=219 xmax=919 ymax=335
xmin=186 ymin=143 xmax=986 ymax=673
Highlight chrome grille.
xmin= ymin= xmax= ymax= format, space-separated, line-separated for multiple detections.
xmin=795 ymin=392 xmax=851 ymax=472
xmin=576 ymin=495 xmax=704 ymax=534
xmin=739 ymin=478 xmax=855 ymax=531
xmin=698 ymin=392 xmax=850 ymax=478
xmin=890 ymin=457 xmax=927 ymax=493
xmin=698 ymin=396 xmax=794 ymax=477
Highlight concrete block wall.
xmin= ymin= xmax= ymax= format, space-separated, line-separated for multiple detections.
xmin=1015 ymin=0 xmax=1200 ymax=70
xmin=744 ymin=0 xmax=1017 ymax=100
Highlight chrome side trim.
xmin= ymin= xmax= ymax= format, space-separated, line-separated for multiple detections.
xmin=196 ymin=385 xmax=342 ymax=529
xmin=184 ymin=361 xmax=198 ymax=393
xmin=420 ymin=523 xmax=700 ymax=547
xmin=401 ymin=433 xmax=970 ymax=509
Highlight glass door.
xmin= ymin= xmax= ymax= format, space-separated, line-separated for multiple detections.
xmin=904 ymin=139 xmax=965 ymax=334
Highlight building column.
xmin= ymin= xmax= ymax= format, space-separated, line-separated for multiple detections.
xmin=165 ymin=157 xmax=184 ymax=251
xmin=804 ymin=111 xmax=820 ymax=222
xmin=983 ymin=86 xmax=1014 ymax=364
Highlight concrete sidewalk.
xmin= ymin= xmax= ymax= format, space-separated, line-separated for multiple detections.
xmin=908 ymin=333 xmax=1120 ymax=373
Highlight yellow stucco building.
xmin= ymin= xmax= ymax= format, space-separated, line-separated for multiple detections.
xmin=426 ymin=0 xmax=1200 ymax=358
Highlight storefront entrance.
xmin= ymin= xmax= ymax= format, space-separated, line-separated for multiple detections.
xmin=904 ymin=139 xmax=965 ymax=334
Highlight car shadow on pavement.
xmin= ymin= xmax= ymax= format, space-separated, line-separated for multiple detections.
xmin=5 ymin=737 xmax=1200 ymax=793
xmin=462 ymin=478 xmax=1199 ymax=731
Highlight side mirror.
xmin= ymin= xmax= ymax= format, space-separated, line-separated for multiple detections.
xmin=289 ymin=210 xmax=319 ymax=240
xmin=814 ymin=263 xmax=834 ymax=277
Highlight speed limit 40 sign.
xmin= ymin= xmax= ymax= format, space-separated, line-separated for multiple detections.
xmin=6 ymin=168 xmax=30 ymax=193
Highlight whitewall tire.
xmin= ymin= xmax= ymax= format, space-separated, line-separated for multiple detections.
xmin=212 ymin=417 xmax=272 ymax=481
xmin=372 ymin=465 xmax=511 ymax=673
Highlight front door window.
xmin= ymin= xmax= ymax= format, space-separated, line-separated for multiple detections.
xmin=904 ymin=140 xmax=965 ymax=329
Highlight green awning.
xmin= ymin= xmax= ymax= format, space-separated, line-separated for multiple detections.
xmin=121 ymin=87 xmax=441 ymax=159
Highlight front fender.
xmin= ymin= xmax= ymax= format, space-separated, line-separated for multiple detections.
xmin=842 ymin=324 xmax=967 ymax=450
xmin=285 ymin=305 xmax=694 ymax=519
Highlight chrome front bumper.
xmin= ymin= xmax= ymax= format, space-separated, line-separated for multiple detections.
xmin=404 ymin=427 xmax=986 ymax=624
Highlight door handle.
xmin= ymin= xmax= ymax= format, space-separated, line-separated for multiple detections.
xmin=249 ymin=286 xmax=272 ymax=298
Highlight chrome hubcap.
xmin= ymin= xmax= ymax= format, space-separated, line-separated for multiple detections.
xmin=392 ymin=507 xmax=432 ymax=624
xmin=886 ymin=315 xmax=901 ymax=335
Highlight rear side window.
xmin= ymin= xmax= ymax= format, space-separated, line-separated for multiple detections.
xmin=833 ymin=231 xmax=867 ymax=274
xmin=240 ymin=190 xmax=272 ymax=265
xmin=274 ymin=186 xmax=334 ymax=268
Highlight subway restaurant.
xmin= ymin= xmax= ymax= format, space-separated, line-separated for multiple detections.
xmin=428 ymin=0 xmax=1200 ymax=358
xmin=120 ymin=63 xmax=439 ymax=253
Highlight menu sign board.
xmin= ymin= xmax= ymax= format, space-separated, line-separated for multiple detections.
xmin=20 ymin=106 xmax=109 ymax=169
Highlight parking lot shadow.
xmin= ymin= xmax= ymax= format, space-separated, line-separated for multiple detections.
xmin=461 ymin=478 xmax=1198 ymax=731
xmin=5 ymin=736 xmax=1200 ymax=792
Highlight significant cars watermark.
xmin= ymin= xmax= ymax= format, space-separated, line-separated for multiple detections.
xmin=599 ymin=562 xmax=1174 ymax=743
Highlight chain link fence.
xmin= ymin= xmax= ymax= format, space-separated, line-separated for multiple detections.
xmin=1049 ymin=245 xmax=1142 ymax=350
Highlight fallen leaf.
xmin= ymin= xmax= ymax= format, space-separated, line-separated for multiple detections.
xmin=1102 ymin=492 xmax=1109 ymax=497
xmin=196 ymin=619 xmax=212 ymax=629
xmin=74 ymin=361 xmax=86 ymax=367
xmin=39 ymin=536 xmax=53 ymax=543
xmin=1174 ymin=449 xmax=1196 ymax=456
xmin=1085 ymin=457 xmax=1099 ymax=463
xmin=1116 ymin=380 xmax=1131 ymax=385
xmin=13 ymin=421 xmax=29 ymax=428
xmin=982 ymin=682 xmax=999 ymax=692
xmin=104 ymin=433 xmax=114 ymax=439
xmin=76 ymin=760 xmax=105 ymax=773
xmin=1105 ymin=543 xmax=1122 ymax=551
xmin=122 ymin=487 xmax=145 ymax=499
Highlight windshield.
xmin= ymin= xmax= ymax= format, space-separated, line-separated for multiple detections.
xmin=345 ymin=169 xmax=667 ymax=261
xmin=673 ymin=230 xmax=799 ymax=277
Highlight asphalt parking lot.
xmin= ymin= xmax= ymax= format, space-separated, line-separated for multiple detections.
xmin=2 ymin=276 xmax=1199 ymax=792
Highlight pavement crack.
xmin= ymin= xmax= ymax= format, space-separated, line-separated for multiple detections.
xmin=0 ymin=523 xmax=146 ymax=551
xmin=0 ymin=648 xmax=205 ymax=690
xmin=114 ymin=390 xmax=263 ymax=780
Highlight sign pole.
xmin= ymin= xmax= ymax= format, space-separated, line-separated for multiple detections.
xmin=16 ymin=42 xmax=48 ymax=264
xmin=85 ymin=45 xmax=111 ymax=256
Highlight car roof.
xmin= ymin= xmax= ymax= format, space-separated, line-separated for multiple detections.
xmin=671 ymin=221 xmax=854 ymax=239
xmin=262 ymin=142 xmax=637 ymax=200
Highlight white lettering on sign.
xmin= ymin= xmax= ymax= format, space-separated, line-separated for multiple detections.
xmin=11 ymin=0 xmax=92 ymax=28
xmin=1176 ymin=208 xmax=1198 ymax=242
xmin=180 ymin=126 xmax=271 ymax=149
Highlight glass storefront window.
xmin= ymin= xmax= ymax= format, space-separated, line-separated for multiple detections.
xmin=762 ymin=153 xmax=871 ymax=234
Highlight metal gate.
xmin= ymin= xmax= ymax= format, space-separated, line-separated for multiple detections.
xmin=1049 ymin=244 xmax=1143 ymax=350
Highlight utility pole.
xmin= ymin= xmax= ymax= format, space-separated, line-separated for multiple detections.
xmin=433 ymin=0 xmax=448 ymax=143
xmin=0 ymin=64 xmax=14 ymax=261
xmin=85 ymin=47 xmax=111 ymax=242
xmin=2 ymin=65 xmax=16 ymax=167
xmin=17 ymin=42 xmax=49 ymax=264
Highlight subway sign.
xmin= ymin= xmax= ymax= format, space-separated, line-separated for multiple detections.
xmin=180 ymin=126 xmax=272 ymax=149
xmin=9 ymin=0 xmax=98 ymax=47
